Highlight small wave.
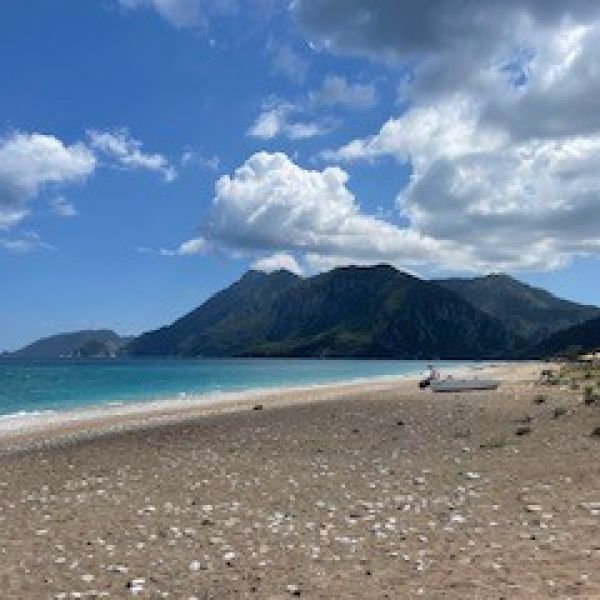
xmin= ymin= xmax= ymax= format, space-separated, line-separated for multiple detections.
xmin=0 ymin=409 xmax=60 ymax=433
xmin=0 ymin=409 xmax=57 ymax=421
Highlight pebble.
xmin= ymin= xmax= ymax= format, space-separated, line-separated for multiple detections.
xmin=128 ymin=578 xmax=145 ymax=595
xmin=450 ymin=513 xmax=466 ymax=524
xmin=107 ymin=564 xmax=128 ymax=573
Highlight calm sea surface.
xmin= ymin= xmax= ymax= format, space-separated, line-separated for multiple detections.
xmin=0 ymin=358 xmax=478 ymax=418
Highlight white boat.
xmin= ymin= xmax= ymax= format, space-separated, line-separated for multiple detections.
xmin=430 ymin=378 xmax=500 ymax=393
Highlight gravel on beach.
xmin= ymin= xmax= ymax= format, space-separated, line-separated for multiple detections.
xmin=1 ymin=363 xmax=600 ymax=599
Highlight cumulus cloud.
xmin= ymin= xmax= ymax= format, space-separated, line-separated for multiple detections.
xmin=204 ymin=151 xmax=470 ymax=271
xmin=251 ymin=252 xmax=304 ymax=275
xmin=325 ymin=94 xmax=600 ymax=270
xmin=0 ymin=129 xmax=174 ymax=251
xmin=326 ymin=97 xmax=506 ymax=166
xmin=0 ymin=132 xmax=95 ymax=231
xmin=87 ymin=129 xmax=177 ymax=181
xmin=403 ymin=134 xmax=600 ymax=270
xmin=296 ymin=1 xmax=600 ymax=271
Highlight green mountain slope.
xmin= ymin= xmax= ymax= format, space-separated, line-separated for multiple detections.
xmin=128 ymin=265 xmax=520 ymax=359
xmin=126 ymin=269 xmax=301 ymax=356
xmin=530 ymin=316 xmax=600 ymax=357
xmin=437 ymin=274 xmax=600 ymax=344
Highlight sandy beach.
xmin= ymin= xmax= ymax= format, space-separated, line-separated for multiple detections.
xmin=1 ymin=361 xmax=600 ymax=599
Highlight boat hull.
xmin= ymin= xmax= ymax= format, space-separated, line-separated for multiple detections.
xmin=430 ymin=379 xmax=500 ymax=393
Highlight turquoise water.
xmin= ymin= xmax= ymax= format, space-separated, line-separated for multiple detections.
xmin=0 ymin=358 xmax=474 ymax=418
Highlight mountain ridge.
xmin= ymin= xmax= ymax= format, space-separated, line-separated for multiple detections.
xmin=9 ymin=266 xmax=598 ymax=360
xmin=127 ymin=265 xmax=522 ymax=359
xmin=530 ymin=316 xmax=600 ymax=357
xmin=437 ymin=273 xmax=600 ymax=345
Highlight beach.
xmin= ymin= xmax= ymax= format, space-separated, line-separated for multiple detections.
xmin=1 ymin=361 xmax=600 ymax=598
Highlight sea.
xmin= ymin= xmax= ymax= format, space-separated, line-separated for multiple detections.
xmin=0 ymin=358 xmax=478 ymax=420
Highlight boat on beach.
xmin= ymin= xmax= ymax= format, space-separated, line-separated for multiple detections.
xmin=419 ymin=366 xmax=500 ymax=392
xmin=430 ymin=378 xmax=500 ymax=393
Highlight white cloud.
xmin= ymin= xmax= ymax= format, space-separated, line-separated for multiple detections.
xmin=247 ymin=103 xmax=290 ymax=139
xmin=117 ymin=0 xmax=205 ymax=28
xmin=324 ymin=92 xmax=600 ymax=271
xmin=0 ymin=129 xmax=175 ymax=250
xmin=157 ymin=236 xmax=207 ymax=257
xmin=87 ymin=129 xmax=177 ymax=181
xmin=177 ymin=237 xmax=207 ymax=255
xmin=50 ymin=196 xmax=78 ymax=218
xmin=116 ymin=0 xmax=241 ymax=28
xmin=325 ymin=97 xmax=506 ymax=168
xmin=298 ymin=2 xmax=600 ymax=272
xmin=252 ymin=252 xmax=304 ymax=275
xmin=284 ymin=121 xmax=329 ymax=140
xmin=0 ymin=132 xmax=95 ymax=231
xmin=248 ymin=74 xmax=376 ymax=141
xmin=247 ymin=101 xmax=331 ymax=140
xmin=403 ymin=135 xmax=600 ymax=270
xmin=205 ymin=151 xmax=467 ymax=271
xmin=309 ymin=75 xmax=377 ymax=110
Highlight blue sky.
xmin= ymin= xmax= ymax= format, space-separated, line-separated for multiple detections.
xmin=1 ymin=0 xmax=600 ymax=350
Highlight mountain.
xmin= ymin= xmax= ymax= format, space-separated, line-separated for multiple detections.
xmin=127 ymin=269 xmax=302 ymax=356
xmin=128 ymin=265 xmax=520 ymax=359
xmin=530 ymin=316 xmax=600 ymax=358
xmin=9 ymin=329 xmax=130 ymax=359
xmin=437 ymin=274 xmax=600 ymax=345
xmin=9 ymin=268 xmax=597 ymax=361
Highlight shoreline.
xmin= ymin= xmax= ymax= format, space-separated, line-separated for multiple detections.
xmin=0 ymin=361 xmax=517 ymax=452
xmin=0 ymin=370 xmax=428 ymax=452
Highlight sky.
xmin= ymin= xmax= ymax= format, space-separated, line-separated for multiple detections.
xmin=2 ymin=0 xmax=600 ymax=350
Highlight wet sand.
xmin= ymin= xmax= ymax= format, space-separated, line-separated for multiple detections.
xmin=1 ymin=362 xmax=600 ymax=598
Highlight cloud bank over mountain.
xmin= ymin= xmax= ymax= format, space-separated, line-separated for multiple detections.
xmin=283 ymin=1 xmax=600 ymax=271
